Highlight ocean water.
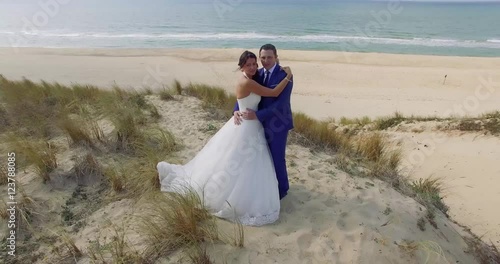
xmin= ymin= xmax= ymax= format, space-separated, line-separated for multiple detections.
xmin=0 ymin=0 xmax=499 ymax=57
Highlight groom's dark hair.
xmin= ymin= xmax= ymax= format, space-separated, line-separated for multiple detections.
xmin=259 ymin=44 xmax=277 ymax=57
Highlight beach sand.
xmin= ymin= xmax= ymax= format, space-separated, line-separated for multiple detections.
xmin=1 ymin=47 xmax=499 ymax=120
xmin=1 ymin=47 xmax=499 ymax=254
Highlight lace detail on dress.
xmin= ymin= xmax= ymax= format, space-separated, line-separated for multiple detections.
xmin=237 ymin=210 xmax=280 ymax=226
xmin=213 ymin=209 xmax=279 ymax=226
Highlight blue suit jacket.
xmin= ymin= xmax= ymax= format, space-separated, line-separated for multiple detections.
xmin=234 ymin=64 xmax=294 ymax=135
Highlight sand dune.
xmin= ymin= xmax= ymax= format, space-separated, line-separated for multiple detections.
xmin=388 ymin=126 xmax=500 ymax=247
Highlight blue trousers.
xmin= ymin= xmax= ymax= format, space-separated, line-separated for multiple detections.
xmin=267 ymin=130 xmax=289 ymax=199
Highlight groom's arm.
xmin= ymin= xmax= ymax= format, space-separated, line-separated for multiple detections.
xmin=255 ymin=76 xmax=293 ymax=123
xmin=233 ymin=101 xmax=240 ymax=112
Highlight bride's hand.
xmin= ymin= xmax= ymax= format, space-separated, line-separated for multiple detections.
xmin=281 ymin=66 xmax=292 ymax=76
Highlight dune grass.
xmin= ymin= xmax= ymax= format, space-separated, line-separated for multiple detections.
xmin=183 ymin=83 xmax=237 ymax=119
xmin=86 ymin=223 xmax=144 ymax=264
xmin=139 ymin=189 xmax=220 ymax=262
xmin=465 ymin=235 xmax=500 ymax=264
xmin=187 ymin=245 xmax=214 ymax=264
xmin=355 ymin=132 xmax=385 ymax=163
xmin=59 ymin=116 xmax=96 ymax=147
xmin=173 ymin=79 xmax=183 ymax=95
xmin=72 ymin=153 xmax=103 ymax=183
xmin=0 ymin=163 xmax=7 ymax=186
xmin=8 ymin=138 xmax=58 ymax=183
xmin=410 ymin=176 xmax=449 ymax=217
xmin=103 ymin=167 xmax=125 ymax=193
xmin=0 ymin=104 xmax=9 ymax=134
xmin=58 ymin=233 xmax=83 ymax=261
xmin=156 ymin=79 xmax=184 ymax=101
xmin=0 ymin=76 xmax=108 ymax=138
xmin=292 ymin=112 xmax=351 ymax=152
xmin=117 ymin=158 xmax=162 ymax=198
xmin=456 ymin=111 xmax=500 ymax=135
xmin=16 ymin=189 xmax=40 ymax=232
xmin=340 ymin=116 xmax=372 ymax=126
xmin=0 ymin=199 xmax=8 ymax=219
xmin=337 ymin=110 xmax=500 ymax=135
xmin=374 ymin=111 xmax=407 ymax=130
xmin=159 ymin=88 xmax=176 ymax=101
xmin=0 ymin=76 xmax=199 ymax=262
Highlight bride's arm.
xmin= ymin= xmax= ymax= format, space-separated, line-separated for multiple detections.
xmin=241 ymin=67 xmax=292 ymax=97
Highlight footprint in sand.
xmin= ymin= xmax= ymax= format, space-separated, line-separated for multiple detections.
xmin=297 ymin=232 xmax=338 ymax=264
xmin=336 ymin=212 xmax=360 ymax=232
xmin=297 ymin=233 xmax=314 ymax=250
xmin=308 ymin=172 xmax=323 ymax=180
xmin=280 ymin=193 xmax=299 ymax=214
xmin=322 ymin=197 xmax=337 ymax=208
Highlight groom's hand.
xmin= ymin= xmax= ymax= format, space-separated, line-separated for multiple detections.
xmin=233 ymin=110 xmax=243 ymax=125
xmin=242 ymin=108 xmax=257 ymax=120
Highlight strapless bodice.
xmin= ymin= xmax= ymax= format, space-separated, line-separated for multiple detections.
xmin=237 ymin=92 xmax=261 ymax=111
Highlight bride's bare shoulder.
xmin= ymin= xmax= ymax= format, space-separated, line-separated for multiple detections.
xmin=238 ymin=75 xmax=252 ymax=86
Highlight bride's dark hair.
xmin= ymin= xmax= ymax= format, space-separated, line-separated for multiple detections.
xmin=237 ymin=50 xmax=260 ymax=82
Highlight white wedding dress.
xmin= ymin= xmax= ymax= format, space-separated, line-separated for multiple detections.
xmin=157 ymin=92 xmax=280 ymax=226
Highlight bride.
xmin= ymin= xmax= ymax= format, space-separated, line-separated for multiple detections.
xmin=157 ymin=50 xmax=293 ymax=226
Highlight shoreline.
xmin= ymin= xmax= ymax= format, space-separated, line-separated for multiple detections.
xmin=3 ymin=46 xmax=500 ymax=59
xmin=3 ymin=46 xmax=500 ymax=60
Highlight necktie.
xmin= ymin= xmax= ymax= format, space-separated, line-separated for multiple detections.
xmin=263 ymin=70 xmax=270 ymax=86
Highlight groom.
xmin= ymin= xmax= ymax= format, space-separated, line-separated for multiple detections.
xmin=233 ymin=44 xmax=294 ymax=200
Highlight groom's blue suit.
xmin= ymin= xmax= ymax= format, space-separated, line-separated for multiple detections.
xmin=234 ymin=64 xmax=294 ymax=199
